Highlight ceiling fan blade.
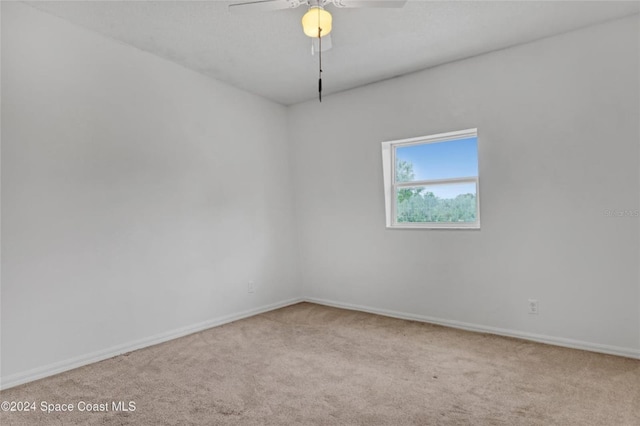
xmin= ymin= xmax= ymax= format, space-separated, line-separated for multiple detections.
xmin=229 ymin=0 xmax=306 ymax=14
xmin=330 ymin=0 xmax=407 ymax=8
xmin=311 ymin=34 xmax=332 ymax=55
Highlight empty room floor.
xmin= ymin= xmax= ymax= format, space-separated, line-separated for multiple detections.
xmin=0 ymin=302 xmax=638 ymax=425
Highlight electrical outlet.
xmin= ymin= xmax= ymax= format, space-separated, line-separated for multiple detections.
xmin=528 ymin=299 xmax=538 ymax=315
xmin=248 ymin=281 xmax=255 ymax=294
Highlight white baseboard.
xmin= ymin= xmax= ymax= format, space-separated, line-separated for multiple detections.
xmin=0 ymin=297 xmax=303 ymax=391
xmin=304 ymin=297 xmax=640 ymax=360
xmin=3 ymin=296 xmax=637 ymax=390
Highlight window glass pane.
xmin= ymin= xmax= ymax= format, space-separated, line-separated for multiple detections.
xmin=395 ymin=137 xmax=478 ymax=182
xmin=396 ymin=182 xmax=477 ymax=223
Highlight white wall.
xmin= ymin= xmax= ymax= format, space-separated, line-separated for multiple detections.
xmin=1 ymin=2 xmax=301 ymax=387
xmin=289 ymin=15 xmax=640 ymax=355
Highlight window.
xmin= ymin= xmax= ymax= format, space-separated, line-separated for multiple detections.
xmin=381 ymin=128 xmax=480 ymax=229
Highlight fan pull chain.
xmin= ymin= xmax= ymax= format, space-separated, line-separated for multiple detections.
xmin=318 ymin=6 xmax=322 ymax=102
xmin=318 ymin=26 xmax=322 ymax=102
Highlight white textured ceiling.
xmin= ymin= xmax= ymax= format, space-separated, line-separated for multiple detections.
xmin=26 ymin=1 xmax=640 ymax=105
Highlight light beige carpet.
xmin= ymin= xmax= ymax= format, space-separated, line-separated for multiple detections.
xmin=1 ymin=302 xmax=638 ymax=425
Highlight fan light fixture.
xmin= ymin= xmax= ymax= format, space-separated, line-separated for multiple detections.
xmin=301 ymin=6 xmax=332 ymax=37
xmin=229 ymin=0 xmax=408 ymax=103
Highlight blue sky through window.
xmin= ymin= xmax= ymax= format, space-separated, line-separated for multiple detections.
xmin=395 ymin=137 xmax=478 ymax=181
xmin=422 ymin=182 xmax=476 ymax=200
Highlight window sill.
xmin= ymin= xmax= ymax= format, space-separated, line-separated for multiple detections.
xmin=386 ymin=223 xmax=481 ymax=230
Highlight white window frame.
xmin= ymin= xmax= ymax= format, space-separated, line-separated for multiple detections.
xmin=381 ymin=128 xmax=480 ymax=229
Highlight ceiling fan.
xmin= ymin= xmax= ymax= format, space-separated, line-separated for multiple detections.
xmin=229 ymin=0 xmax=407 ymax=101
